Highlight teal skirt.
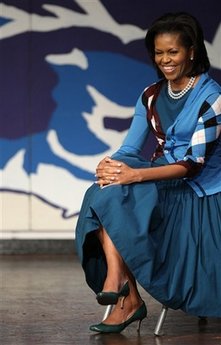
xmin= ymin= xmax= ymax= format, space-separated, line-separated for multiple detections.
xmin=75 ymin=154 xmax=221 ymax=317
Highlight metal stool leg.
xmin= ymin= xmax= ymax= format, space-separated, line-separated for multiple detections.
xmin=102 ymin=305 xmax=113 ymax=321
xmin=154 ymin=305 xmax=168 ymax=336
xmin=198 ymin=316 xmax=208 ymax=325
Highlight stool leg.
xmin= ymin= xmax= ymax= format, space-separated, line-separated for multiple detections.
xmin=154 ymin=305 xmax=168 ymax=336
xmin=198 ymin=316 xmax=208 ymax=325
xmin=102 ymin=305 xmax=113 ymax=321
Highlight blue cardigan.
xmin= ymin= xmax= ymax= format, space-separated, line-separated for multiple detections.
xmin=113 ymin=73 xmax=221 ymax=197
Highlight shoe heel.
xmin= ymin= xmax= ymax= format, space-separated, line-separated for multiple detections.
xmin=136 ymin=319 xmax=142 ymax=332
xmin=120 ymin=296 xmax=126 ymax=309
xmin=120 ymin=281 xmax=130 ymax=309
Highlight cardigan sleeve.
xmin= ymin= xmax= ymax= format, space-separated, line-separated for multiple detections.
xmin=111 ymin=94 xmax=150 ymax=157
xmin=177 ymin=93 xmax=221 ymax=177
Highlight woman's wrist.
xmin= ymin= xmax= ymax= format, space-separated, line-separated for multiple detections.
xmin=134 ymin=168 xmax=144 ymax=183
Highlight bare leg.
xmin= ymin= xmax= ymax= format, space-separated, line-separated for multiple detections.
xmin=96 ymin=226 xmax=128 ymax=292
xmin=96 ymin=227 xmax=143 ymax=325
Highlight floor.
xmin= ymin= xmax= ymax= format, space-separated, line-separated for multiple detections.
xmin=1 ymin=254 xmax=221 ymax=345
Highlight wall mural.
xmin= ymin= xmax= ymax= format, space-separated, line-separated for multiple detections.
xmin=1 ymin=0 xmax=220 ymax=238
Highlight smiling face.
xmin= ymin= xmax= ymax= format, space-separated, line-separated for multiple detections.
xmin=154 ymin=32 xmax=194 ymax=87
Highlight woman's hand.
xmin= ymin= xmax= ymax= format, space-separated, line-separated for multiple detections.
xmin=95 ymin=156 xmax=190 ymax=187
xmin=95 ymin=157 xmax=138 ymax=187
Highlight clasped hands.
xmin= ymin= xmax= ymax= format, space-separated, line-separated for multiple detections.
xmin=95 ymin=156 xmax=137 ymax=187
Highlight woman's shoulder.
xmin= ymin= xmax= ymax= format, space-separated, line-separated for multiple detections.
xmin=200 ymin=74 xmax=221 ymax=110
xmin=200 ymin=73 xmax=221 ymax=95
xmin=143 ymin=79 xmax=165 ymax=94
xmin=141 ymin=79 xmax=165 ymax=107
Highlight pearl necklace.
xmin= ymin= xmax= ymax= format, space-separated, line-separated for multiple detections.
xmin=168 ymin=76 xmax=196 ymax=100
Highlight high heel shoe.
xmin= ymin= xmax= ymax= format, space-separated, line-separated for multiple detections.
xmin=96 ymin=281 xmax=130 ymax=307
xmin=89 ymin=301 xmax=147 ymax=334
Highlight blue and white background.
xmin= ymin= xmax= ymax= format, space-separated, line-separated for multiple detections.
xmin=1 ymin=0 xmax=220 ymax=239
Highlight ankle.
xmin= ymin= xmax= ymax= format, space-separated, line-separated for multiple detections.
xmin=103 ymin=276 xmax=128 ymax=292
xmin=126 ymin=293 xmax=143 ymax=310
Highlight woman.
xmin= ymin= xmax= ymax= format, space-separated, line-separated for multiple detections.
xmin=75 ymin=12 xmax=221 ymax=333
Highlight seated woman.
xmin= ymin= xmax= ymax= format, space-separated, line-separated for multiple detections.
xmin=75 ymin=12 xmax=221 ymax=333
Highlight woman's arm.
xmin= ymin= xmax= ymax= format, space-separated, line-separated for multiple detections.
xmin=96 ymin=90 xmax=221 ymax=186
xmin=95 ymin=158 xmax=188 ymax=186
xmin=95 ymin=93 xmax=149 ymax=185
xmin=112 ymin=94 xmax=150 ymax=157
xmin=96 ymin=92 xmax=221 ymax=186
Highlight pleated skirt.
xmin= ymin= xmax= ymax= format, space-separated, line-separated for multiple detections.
xmin=75 ymin=154 xmax=221 ymax=317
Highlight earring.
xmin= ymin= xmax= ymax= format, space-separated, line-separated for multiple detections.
xmin=190 ymin=57 xmax=193 ymax=61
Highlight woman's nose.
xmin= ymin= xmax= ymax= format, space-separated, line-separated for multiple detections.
xmin=161 ymin=54 xmax=171 ymax=63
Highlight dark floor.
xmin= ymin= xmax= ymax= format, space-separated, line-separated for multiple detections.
xmin=1 ymin=254 xmax=221 ymax=345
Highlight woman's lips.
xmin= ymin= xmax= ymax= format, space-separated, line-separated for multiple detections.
xmin=161 ymin=66 xmax=176 ymax=73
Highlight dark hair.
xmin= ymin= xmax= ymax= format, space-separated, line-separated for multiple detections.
xmin=145 ymin=12 xmax=210 ymax=78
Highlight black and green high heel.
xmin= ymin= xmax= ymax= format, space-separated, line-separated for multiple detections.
xmin=89 ymin=301 xmax=147 ymax=334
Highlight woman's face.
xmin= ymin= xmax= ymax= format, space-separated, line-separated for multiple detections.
xmin=154 ymin=32 xmax=193 ymax=84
